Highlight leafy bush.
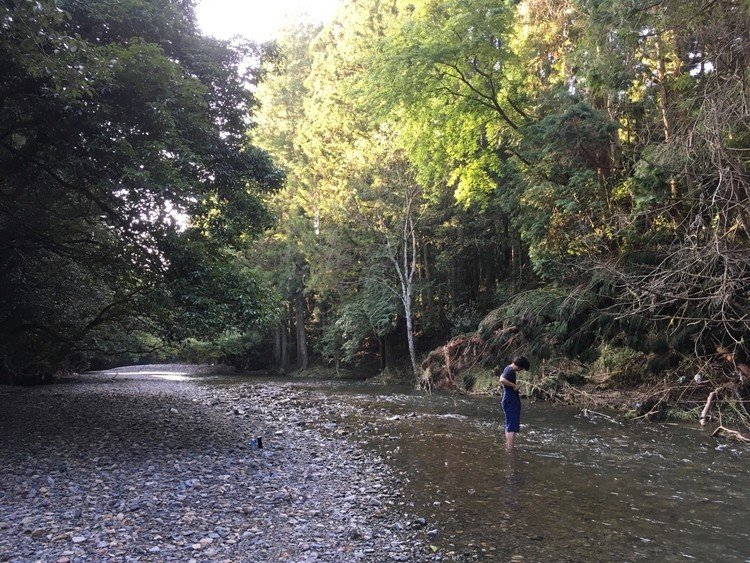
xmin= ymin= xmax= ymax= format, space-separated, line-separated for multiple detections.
xmin=461 ymin=367 xmax=499 ymax=394
xmin=174 ymin=330 xmax=268 ymax=370
xmin=588 ymin=344 xmax=649 ymax=388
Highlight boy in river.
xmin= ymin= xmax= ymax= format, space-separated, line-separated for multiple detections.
xmin=498 ymin=356 xmax=531 ymax=450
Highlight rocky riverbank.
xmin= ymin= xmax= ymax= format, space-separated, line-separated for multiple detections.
xmin=0 ymin=366 xmax=436 ymax=562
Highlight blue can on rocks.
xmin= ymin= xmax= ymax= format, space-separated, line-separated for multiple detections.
xmin=249 ymin=437 xmax=263 ymax=450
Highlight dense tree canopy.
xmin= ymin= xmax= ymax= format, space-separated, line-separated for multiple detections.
xmin=2 ymin=0 xmax=747 ymax=392
xmin=253 ymin=0 xmax=749 ymax=384
xmin=0 ymin=0 xmax=282 ymax=382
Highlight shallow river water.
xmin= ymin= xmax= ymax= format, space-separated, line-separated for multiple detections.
xmin=267 ymin=378 xmax=750 ymax=562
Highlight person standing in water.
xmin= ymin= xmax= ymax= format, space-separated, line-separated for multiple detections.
xmin=498 ymin=356 xmax=531 ymax=449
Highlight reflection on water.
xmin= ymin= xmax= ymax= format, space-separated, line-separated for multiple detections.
xmin=285 ymin=380 xmax=750 ymax=562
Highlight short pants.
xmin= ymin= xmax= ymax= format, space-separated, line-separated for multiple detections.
xmin=503 ymin=398 xmax=521 ymax=432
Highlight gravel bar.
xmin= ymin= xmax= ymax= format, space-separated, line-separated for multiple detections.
xmin=0 ymin=366 xmax=437 ymax=562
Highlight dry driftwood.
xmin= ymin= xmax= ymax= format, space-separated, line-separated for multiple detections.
xmin=700 ymin=390 xmax=717 ymax=427
xmin=711 ymin=425 xmax=750 ymax=443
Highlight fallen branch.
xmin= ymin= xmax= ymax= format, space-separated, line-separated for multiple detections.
xmin=700 ymin=390 xmax=717 ymax=426
xmin=711 ymin=425 xmax=750 ymax=443
xmin=581 ymin=408 xmax=621 ymax=424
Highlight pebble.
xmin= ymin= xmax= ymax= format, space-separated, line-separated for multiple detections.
xmin=0 ymin=368 xmax=435 ymax=562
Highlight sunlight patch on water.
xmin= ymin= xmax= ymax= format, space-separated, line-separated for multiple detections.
xmin=96 ymin=368 xmax=193 ymax=380
xmin=105 ymin=370 xmax=192 ymax=380
xmin=150 ymin=373 xmax=191 ymax=381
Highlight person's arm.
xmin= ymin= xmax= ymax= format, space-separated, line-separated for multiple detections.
xmin=499 ymin=375 xmax=518 ymax=391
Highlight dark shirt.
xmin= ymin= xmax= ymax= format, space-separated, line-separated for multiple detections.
xmin=500 ymin=365 xmax=519 ymax=405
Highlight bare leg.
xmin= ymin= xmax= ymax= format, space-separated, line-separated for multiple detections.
xmin=505 ymin=431 xmax=516 ymax=449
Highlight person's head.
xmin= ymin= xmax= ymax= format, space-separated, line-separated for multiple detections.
xmin=512 ymin=356 xmax=530 ymax=371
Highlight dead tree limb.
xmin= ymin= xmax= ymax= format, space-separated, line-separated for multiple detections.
xmin=700 ymin=390 xmax=718 ymax=426
xmin=711 ymin=425 xmax=750 ymax=443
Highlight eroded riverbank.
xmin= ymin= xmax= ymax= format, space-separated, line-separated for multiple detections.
xmin=0 ymin=367 xmax=434 ymax=562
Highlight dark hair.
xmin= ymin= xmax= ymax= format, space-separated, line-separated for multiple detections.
xmin=513 ymin=356 xmax=531 ymax=370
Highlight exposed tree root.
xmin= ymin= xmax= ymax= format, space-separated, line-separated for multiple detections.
xmin=419 ymin=325 xmax=520 ymax=391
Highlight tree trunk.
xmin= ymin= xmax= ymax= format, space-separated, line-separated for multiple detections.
xmin=280 ymin=319 xmax=290 ymax=374
xmin=393 ymin=209 xmax=419 ymax=376
xmin=295 ymin=292 xmax=308 ymax=370
xmin=273 ymin=324 xmax=282 ymax=367
xmin=655 ymin=34 xmax=678 ymax=202
xmin=366 ymin=158 xmax=421 ymax=377
xmin=404 ymin=293 xmax=418 ymax=375
xmin=383 ymin=330 xmax=399 ymax=372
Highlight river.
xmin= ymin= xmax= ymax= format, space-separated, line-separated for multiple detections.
xmin=233 ymin=377 xmax=750 ymax=562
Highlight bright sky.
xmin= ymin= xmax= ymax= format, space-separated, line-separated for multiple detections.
xmin=196 ymin=0 xmax=342 ymax=42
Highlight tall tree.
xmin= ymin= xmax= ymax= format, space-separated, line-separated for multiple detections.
xmin=248 ymin=0 xmax=748 ymax=382
xmin=252 ymin=22 xmax=322 ymax=371
xmin=0 ymin=0 xmax=282 ymax=382
xmin=356 ymin=0 xmax=749 ymax=369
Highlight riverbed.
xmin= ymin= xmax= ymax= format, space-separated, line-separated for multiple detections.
xmin=0 ymin=367 xmax=431 ymax=562
xmin=299 ymin=379 xmax=750 ymax=561
xmin=2 ymin=367 xmax=749 ymax=562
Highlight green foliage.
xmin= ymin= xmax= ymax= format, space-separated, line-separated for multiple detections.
xmin=91 ymin=0 xmax=750 ymax=386
xmin=367 ymin=367 xmax=415 ymax=386
xmin=588 ymin=344 xmax=649 ymax=388
xmin=175 ymin=329 xmax=267 ymax=370
xmin=273 ymin=0 xmax=749 ymax=381
xmin=461 ymin=367 xmax=500 ymax=394
xmin=447 ymin=303 xmax=485 ymax=337
xmin=664 ymin=407 xmax=702 ymax=423
xmin=516 ymin=101 xmax=620 ymax=275
xmin=160 ymin=233 xmax=282 ymax=340
xmin=9 ymin=0 xmax=744 ymax=384
xmin=318 ymin=278 xmax=399 ymax=363
xmin=0 ymin=0 xmax=281 ymax=382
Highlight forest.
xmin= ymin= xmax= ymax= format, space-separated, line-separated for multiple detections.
xmin=1 ymin=0 xmax=748 ymax=423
